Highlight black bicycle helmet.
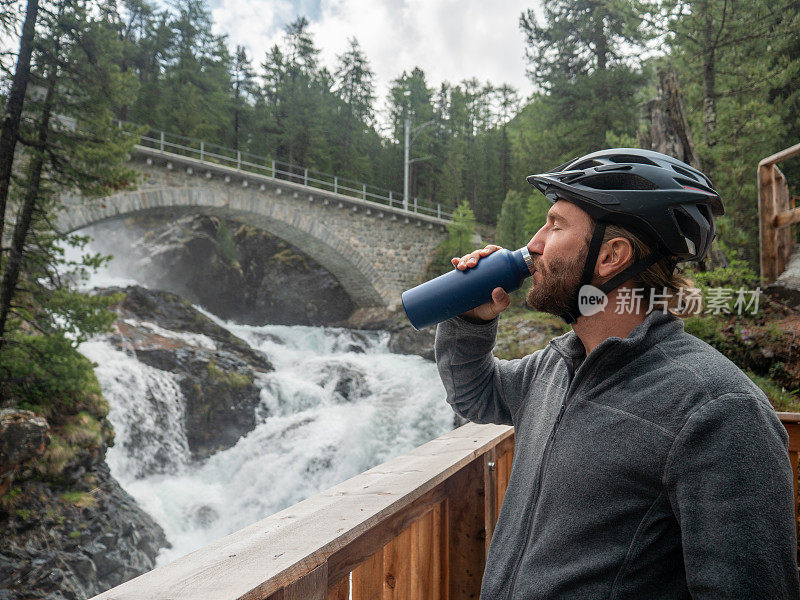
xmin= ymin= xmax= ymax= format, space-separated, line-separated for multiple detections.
xmin=526 ymin=147 xmax=724 ymax=323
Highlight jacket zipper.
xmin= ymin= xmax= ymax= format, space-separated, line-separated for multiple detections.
xmin=504 ymin=350 xmax=614 ymax=600
xmin=505 ymin=397 xmax=570 ymax=599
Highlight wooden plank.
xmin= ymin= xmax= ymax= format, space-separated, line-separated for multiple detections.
xmin=286 ymin=563 xmax=326 ymax=600
xmin=759 ymin=163 xmax=779 ymax=282
xmin=414 ymin=505 xmax=446 ymax=600
xmin=773 ymin=206 xmax=800 ymax=229
xmin=433 ymin=503 xmax=448 ymax=600
xmin=778 ymin=412 xmax=800 ymax=424
xmin=326 ymin=576 xmax=349 ymax=600
xmin=352 ymin=547 xmax=384 ymax=600
xmin=483 ymin=449 xmax=497 ymax=556
xmin=758 ymin=143 xmax=800 ymax=169
xmin=384 ymin=526 xmax=413 ymax=599
xmin=783 ymin=422 xmax=800 ymax=452
xmin=447 ymin=459 xmax=486 ymax=600
xmin=326 ymin=483 xmax=447 ymax=585
xmin=758 ymin=165 xmax=780 ymax=283
xmin=495 ymin=449 xmax=513 ymax=519
xmin=88 ymin=423 xmax=513 ymax=600
xmin=773 ymin=166 xmax=793 ymax=276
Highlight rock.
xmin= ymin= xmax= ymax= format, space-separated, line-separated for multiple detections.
xmin=385 ymin=322 xmax=436 ymax=361
xmin=348 ymin=310 xmax=436 ymax=362
xmin=98 ymin=285 xmax=275 ymax=461
xmin=0 ymin=410 xmax=49 ymax=497
xmin=0 ymin=461 xmax=167 ymax=600
xmin=767 ymin=244 xmax=800 ymax=310
xmin=314 ymin=361 xmax=370 ymax=403
xmin=86 ymin=215 xmax=357 ymax=326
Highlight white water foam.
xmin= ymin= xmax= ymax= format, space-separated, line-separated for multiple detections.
xmin=81 ymin=313 xmax=451 ymax=565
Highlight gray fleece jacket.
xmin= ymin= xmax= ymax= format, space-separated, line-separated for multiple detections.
xmin=435 ymin=310 xmax=800 ymax=599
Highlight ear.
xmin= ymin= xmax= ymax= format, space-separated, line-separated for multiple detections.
xmin=596 ymin=237 xmax=634 ymax=278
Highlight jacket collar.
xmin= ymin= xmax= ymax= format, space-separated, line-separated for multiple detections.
xmin=548 ymin=310 xmax=684 ymax=367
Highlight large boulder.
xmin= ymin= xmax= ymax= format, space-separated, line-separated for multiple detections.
xmin=0 ymin=410 xmax=49 ymax=497
xmin=100 ymin=285 xmax=275 ymax=461
xmin=86 ymin=215 xmax=356 ymax=326
xmin=0 ymin=461 xmax=168 ymax=600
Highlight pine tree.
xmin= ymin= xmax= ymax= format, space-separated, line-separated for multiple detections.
xmin=666 ymin=0 xmax=800 ymax=262
xmin=0 ymin=0 xmax=40 ymax=251
xmin=496 ymin=191 xmax=530 ymax=249
xmin=230 ymin=45 xmax=256 ymax=151
xmin=333 ymin=37 xmax=376 ymax=179
xmin=0 ymin=0 xmax=139 ymax=403
xmin=430 ymin=200 xmax=478 ymax=275
xmin=161 ymin=0 xmax=231 ymax=139
xmin=518 ymin=0 xmax=651 ymax=162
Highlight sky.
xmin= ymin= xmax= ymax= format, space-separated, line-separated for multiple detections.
xmin=208 ymin=0 xmax=540 ymax=129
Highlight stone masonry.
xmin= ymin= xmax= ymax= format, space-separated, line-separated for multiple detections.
xmin=57 ymin=147 xmax=448 ymax=311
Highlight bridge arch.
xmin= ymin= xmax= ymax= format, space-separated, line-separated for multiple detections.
xmin=57 ymin=153 xmax=448 ymax=311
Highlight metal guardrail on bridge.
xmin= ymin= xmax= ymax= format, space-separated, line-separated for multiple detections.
xmin=117 ymin=121 xmax=453 ymax=222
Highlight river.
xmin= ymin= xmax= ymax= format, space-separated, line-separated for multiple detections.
xmin=75 ymin=250 xmax=451 ymax=565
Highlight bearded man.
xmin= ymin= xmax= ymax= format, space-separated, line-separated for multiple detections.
xmin=435 ymin=148 xmax=800 ymax=599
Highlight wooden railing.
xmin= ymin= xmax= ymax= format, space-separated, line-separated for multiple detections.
xmin=91 ymin=414 xmax=800 ymax=600
xmin=90 ymin=423 xmax=514 ymax=600
xmin=758 ymin=143 xmax=800 ymax=282
xmin=779 ymin=412 xmax=800 ymax=543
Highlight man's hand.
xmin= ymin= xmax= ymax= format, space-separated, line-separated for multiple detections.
xmin=451 ymin=245 xmax=511 ymax=323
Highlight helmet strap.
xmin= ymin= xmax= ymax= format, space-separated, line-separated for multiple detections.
xmin=561 ymin=222 xmax=607 ymax=324
xmin=560 ymin=221 xmax=663 ymax=324
xmin=597 ymin=250 xmax=662 ymax=295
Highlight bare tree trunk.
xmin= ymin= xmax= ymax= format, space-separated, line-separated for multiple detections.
xmin=638 ymin=65 xmax=728 ymax=270
xmin=0 ymin=60 xmax=55 ymax=358
xmin=701 ymin=0 xmax=717 ymax=148
xmin=639 ymin=66 xmax=700 ymax=169
xmin=0 ymin=0 xmax=41 ymax=252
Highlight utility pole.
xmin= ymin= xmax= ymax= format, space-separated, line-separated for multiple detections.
xmin=403 ymin=117 xmax=410 ymax=212
xmin=403 ymin=116 xmax=434 ymax=214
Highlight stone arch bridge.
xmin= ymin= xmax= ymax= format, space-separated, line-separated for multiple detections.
xmin=57 ymin=145 xmax=449 ymax=313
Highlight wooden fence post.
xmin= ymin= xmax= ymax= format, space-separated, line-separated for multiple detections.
xmin=447 ymin=459 xmax=486 ymax=600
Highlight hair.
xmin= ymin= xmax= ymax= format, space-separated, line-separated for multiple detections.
xmin=600 ymin=223 xmax=700 ymax=317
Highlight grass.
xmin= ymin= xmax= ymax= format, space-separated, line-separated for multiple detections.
xmin=270 ymin=248 xmax=308 ymax=271
xmin=60 ymin=491 xmax=97 ymax=509
xmin=35 ymin=435 xmax=77 ymax=478
xmin=62 ymin=412 xmax=102 ymax=448
xmin=747 ymin=371 xmax=800 ymax=412
xmin=206 ymin=361 xmax=253 ymax=388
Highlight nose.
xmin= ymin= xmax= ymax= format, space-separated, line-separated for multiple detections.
xmin=527 ymin=223 xmax=547 ymax=256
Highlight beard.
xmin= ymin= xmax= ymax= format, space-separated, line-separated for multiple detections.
xmin=525 ymin=246 xmax=589 ymax=316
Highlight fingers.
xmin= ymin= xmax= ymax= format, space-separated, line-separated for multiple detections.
xmin=491 ymin=287 xmax=510 ymax=307
xmin=451 ymin=245 xmax=502 ymax=271
xmin=466 ymin=286 xmax=511 ymax=321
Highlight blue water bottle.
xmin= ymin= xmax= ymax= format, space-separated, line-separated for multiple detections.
xmin=401 ymin=247 xmax=536 ymax=330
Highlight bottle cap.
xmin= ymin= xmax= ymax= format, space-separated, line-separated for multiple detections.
xmin=520 ymin=247 xmax=536 ymax=275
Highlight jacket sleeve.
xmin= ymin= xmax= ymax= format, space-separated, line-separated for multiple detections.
xmin=434 ymin=316 xmax=542 ymax=426
xmin=663 ymin=392 xmax=800 ymax=599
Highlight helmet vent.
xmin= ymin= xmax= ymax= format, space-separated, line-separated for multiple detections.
xmin=571 ymin=159 xmax=602 ymax=170
xmin=579 ymin=173 xmax=658 ymax=191
xmin=608 ymin=154 xmax=658 ymax=166
xmin=673 ymin=176 xmax=716 ymax=195
xmin=671 ymin=164 xmax=699 ymax=181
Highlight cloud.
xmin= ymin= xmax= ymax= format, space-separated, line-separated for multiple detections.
xmin=211 ymin=0 xmax=538 ymax=123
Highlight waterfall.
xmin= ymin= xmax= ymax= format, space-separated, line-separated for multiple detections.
xmin=80 ymin=311 xmax=450 ymax=565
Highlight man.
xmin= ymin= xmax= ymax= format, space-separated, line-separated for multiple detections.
xmin=435 ymin=148 xmax=800 ymax=599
